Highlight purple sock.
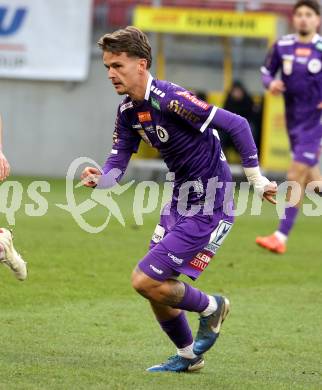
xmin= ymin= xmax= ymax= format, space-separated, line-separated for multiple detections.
xmin=159 ymin=311 xmax=193 ymax=348
xmin=278 ymin=206 xmax=299 ymax=236
xmin=175 ymin=282 xmax=209 ymax=313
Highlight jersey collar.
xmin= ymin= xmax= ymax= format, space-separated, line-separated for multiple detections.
xmin=144 ymin=73 xmax=153 ymax=101
xmin=295 ymin=33 xmax=320 ymax=44
xmin=312 ymin=33 xmax=320 ymax=44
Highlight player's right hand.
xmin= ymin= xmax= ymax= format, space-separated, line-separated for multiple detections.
xmin=80 ymin=166 xmax=101 ymax=187
xmin=263 ymin=181 xmax=278 ymax=205
xmin=269 ymin=80 xmax=286 ymax=95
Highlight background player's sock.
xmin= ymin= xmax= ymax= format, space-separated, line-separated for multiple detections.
xmin=274 ymin=231 xmax=287 ymax=243
xmin=200 ymin=295 xmax=218 ymax=317
xmin=175 ymin=282 xmax=209 ymax=312
xmin=159 ymin=311 xmax=196 ymax=358
xmin=278 ymin=206 xmax=299 ymax=238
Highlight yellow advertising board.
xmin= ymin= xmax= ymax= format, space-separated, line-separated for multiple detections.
xmin=134 ymin=6 xmax=276 ymax=39
xmin=261 ymin=94 xmax=290 ymax=171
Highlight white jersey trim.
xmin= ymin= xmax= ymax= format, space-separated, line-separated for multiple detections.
xmin=260 ymin=66 xmax=270 ymax=75
xmin=200 ymin=106 xmax=217 ymax=133
xmin=278 ymin=40 xmax=294 ymax=46
xmin=144 ymin=74 xmax=153 ymax=101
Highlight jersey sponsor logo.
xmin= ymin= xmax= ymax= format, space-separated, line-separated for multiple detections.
xmin=205 ymin=220 xmax=233 ymax=255
xmin=112 ymin=130 xmax=119 ymax=144
xmin=278 ymin=40 xmax=295 ymax=46
xmin=282 ymin=56 xmax=294 ymax=75
xmin=145 ymin=125 xmax=155 ymax=133
xmin=138 ymin=111 xmax=152 ymax=122
xmin=167 ymin=252 xmax=183 ymax=265
xmin=189 ymin=250 xmax=212 ymax=272
xmin=152 ymin=224 xmax=165 ymax=243
xmin=137 ymin=129 xmax=152 ymax=146
xmin=295 ymin=47 xmax=312 ymax=57
xmin=149 ymin=264 xmax=164 ymax=275
xmin=120 ymin=101 xmax=133 ymax=113
xmin=307 ymin=58 xmax=322 ymax=74
xmin=132 ymin=123 xmax=142 ymax=129
xmin=150 ymin=85 xmax=165 ymax=98
xmin=151 ymin=96 xmax=161 ymax=110
xmin=156 ymin=125 xmax=169 ymax=142
xmin=296 ymin=57 xmax=308 ymax=64
xmin=167 ymin=100 xmax=200 ymax=123
xmin=175 ymin=90 xmax=210 ymax=110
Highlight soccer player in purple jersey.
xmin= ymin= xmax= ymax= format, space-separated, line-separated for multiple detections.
xmin=0 ymin=114 xmax=27 ymax=281
xmin=81 ymin=26 xmax=277 ymax=372
xmin=257 ymin=0 xmax=322 ymax=254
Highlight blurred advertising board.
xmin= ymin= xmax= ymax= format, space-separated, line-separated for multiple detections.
xmin=0 ymin=0 xmax=92 ymax=81
xmin=134 ymin=6 xmax=276 ymax=38
xmin=261 ymin=94 xmax=290 ymax=171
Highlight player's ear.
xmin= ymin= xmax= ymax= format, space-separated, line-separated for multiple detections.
xmin=138 ymin=58 xmax=148 ymax=74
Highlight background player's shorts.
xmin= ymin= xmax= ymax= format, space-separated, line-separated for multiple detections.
xmin=289 ymin=131 xmax=322 ymax=167
xmin=138 ymin=203 xmax=234 ymax=282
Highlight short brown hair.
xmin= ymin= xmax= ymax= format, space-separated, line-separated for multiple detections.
xmin=293 ymin=0 xmax=320 ymax=15
xmin=98 ymin=26 xmax=152 ymax=69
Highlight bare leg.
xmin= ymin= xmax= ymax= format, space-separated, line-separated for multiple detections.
xmin=132 ymin=267 xmax=187 ymax=306
xmin=285 ymin=160 xmax=311 ymax=206
xmin=306 ymin=164 xmax=322 ymax=194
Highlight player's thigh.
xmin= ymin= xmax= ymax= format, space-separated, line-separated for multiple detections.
xmin=287 ymin=160 xmax=310 ymax=183
xmin=291 ymin=141 xmax=321 ymax=177
xmin=307 ymin=164 xmax=322 ymax=182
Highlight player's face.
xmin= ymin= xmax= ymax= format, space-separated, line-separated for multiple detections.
xmin=103 ymin=51 xmax=145 ymax=96
xmin=293 ymin=6 xmax=320 ymax=36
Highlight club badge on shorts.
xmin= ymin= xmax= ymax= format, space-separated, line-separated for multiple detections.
xmin=307 ymin=58 xmax=322 ymax=74
xmin=282 ymin=56 xmax=294 ymax=76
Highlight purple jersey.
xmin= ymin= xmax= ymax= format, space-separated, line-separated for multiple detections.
xmin=98 ymin=75 xmax=258 ymax=209
xmin=261 ymin=33 xmax=322 ymax=142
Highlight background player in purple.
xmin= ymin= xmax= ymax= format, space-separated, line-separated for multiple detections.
xmin=257 ymin=0 xmax=322 ymax=254
xmin=81 ymin=26 xmax=277 ymax=372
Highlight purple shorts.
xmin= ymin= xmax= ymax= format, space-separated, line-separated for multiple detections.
xmin=289 ymin=132 xmax=322 ymax=167
xmin=138 ymin=204 xmax=234 ymax=282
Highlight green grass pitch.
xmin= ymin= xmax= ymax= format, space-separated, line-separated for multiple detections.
xmin=0 ymin=177 xmax=321 ymax=390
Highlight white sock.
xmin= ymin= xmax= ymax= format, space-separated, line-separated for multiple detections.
xmin=0 ymin=244 xmax=5 ymax=260
xmin=275 ymin=231 xmax=287 ymax=243
xmin=200 ymin=295 xmax=218 ymax=317
xmin=177 ymin=342 xmax=197 ymax=359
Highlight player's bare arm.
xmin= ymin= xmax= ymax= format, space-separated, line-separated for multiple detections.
xmin=0 ymin=114 xmax=10 ymax=181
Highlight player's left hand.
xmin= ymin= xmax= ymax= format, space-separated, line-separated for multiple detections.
xmin=317 ymin=102 xmax=322 ymax=109
xmin=263 ymin=181 xmax=278 ymax=204
xmin=0 ymin=151 xmax=10 ymax=181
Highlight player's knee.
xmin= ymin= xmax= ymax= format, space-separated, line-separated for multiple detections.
xmin=287 ymin=167 xmax=308 ymax=183
xmin=131 ymin=269 xmax=150 ymax=297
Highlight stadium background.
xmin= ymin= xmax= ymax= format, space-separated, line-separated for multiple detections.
xmin=0 ymin=1 xmax=321 ymax=390
xmin=2 ymin=0 xmax=322 ymax=177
